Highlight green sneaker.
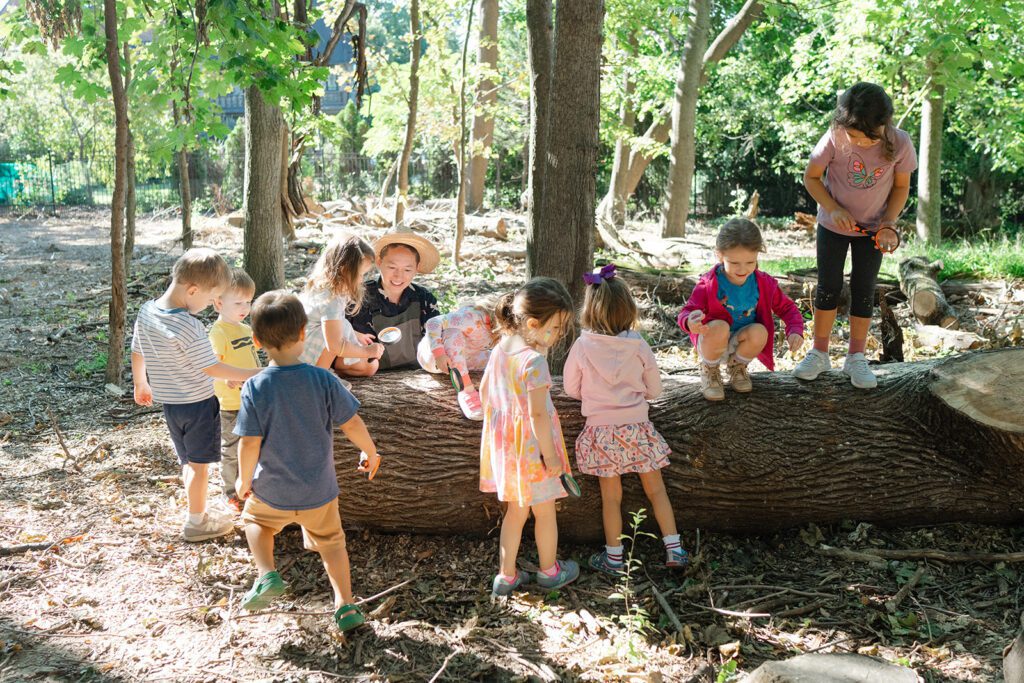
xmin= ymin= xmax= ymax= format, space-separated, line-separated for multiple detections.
xmin=242 ymin=570 xmax=286 ymax=611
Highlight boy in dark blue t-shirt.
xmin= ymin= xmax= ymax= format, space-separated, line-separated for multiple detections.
xmin=235 ymin=291 xmax=382 ymax=632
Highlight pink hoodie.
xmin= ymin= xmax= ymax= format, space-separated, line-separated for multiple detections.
xmin=677 ymin=266 xmax=805 ymax=370
xmin=563 ymin=330 xmax=662 ymax=426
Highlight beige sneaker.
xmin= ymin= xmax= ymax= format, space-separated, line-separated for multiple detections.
xmin=727 ymin=359 xmax=752 ymax=393
xmin=700 ymin=363 xmax=725 ymax=401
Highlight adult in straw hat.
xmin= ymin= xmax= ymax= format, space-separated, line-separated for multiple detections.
xmin=343 ymin=227 xmax=442 ymax=374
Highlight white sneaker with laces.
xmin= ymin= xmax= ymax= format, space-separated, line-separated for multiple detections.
xmin=793 ymin=348 xmax=832 ymax=380
xmin=842 ymin=352 xmax=877 ymax=389
xmin=183 ymin=512 xmax=234 ymax=543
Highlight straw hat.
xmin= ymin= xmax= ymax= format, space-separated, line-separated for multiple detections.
xmin=373 ymin=227 xmax=441 ymax=274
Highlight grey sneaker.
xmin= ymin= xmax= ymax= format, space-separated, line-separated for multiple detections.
xmin=842 ymin=352 xmax=877 ymax=389
xmin=700 ymin=363 xmax=725 ymax=401
xmin=793 ymin=348 xmax=831 ymax=380
xmin=536 ymin=559 xmax=580 ymax=591
xmin=491 ymin=570 xmax=529 ymax=598
xmin=182 ymin=512 xmax=234 ymax=542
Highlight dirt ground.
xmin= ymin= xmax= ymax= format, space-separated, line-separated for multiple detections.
xmin=1 ymin=207 xmax=1022 ymax=682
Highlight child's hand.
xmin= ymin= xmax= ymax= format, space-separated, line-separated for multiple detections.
xmin=829 ymin=206 xmax=856 ymax=231
xmin=367 ymin=342 xmax=384 ymax=360
xmin=687 ymin=310 xmax=709 ymax=336
xmin=357 ymin=451 xmax=381 ymax=480
xmin=236 ymin=477 xmax=252 ymax=500
xmin=134 ymin=383 xmax=153 ymax=406
xmin=227 ymin=379 xmax=244 ymax=389
xmin=542 ymin=453 xmax=563 ymax=478
xmin=355 ymin=331 xmax=376 ymax=346
xmin=436 ymin=354 xmax=450 ymax=374
xmin=787 ymin=334 xmax=804 ymax=354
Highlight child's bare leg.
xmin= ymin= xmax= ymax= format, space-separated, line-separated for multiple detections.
xmin=182 ymin=462 xmax=209 ymax=514
xmin=244 ymin=523 xmax=277 ymax=576
xmin=499 ymin=502 xmax=531 ymax=577
xmin=319 ymin=544 xmax=354 ymax=609
xmin=812 ymin=308 xmax=838 ymax=351
xmin=734 ymin=323 xmax=768 ymax=360
xmin=848 ymin=315 xmax=871 ymax=353
xmin=638 ymin=470 xmax=678 ymax=537
xmin=699 ymin=320 xmax=731 ymax=363
xmin=334 ymin=358 xmax=379 ymax=377
xmin=598 ymin=476 xmax=623 ymax=547
xmin=531 ymin=499 xmax=558 ymax=571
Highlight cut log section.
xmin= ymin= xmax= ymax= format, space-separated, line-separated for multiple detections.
xmin=899 ymin=256 xmax=959 ymax=328
xmin=334 ymin=349 xmax=1024 ymax=541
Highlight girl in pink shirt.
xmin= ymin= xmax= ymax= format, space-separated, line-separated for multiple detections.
xmin=564 ymin=265 xmax=687 ymax=573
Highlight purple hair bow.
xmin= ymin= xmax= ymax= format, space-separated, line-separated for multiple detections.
xmin=583 ymin=263 xmax=617 ymax=285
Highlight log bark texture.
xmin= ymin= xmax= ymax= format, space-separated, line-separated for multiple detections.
xmin=335 ymin=349 xmax=1024 ymax=541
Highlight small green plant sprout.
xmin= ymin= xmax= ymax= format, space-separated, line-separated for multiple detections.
xmin=609 ymin=508 xmax=658 ymax=661
xmin=716 ymin=659 xmax=739 ymax=683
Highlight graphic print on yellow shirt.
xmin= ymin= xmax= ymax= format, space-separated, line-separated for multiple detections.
xmin=209 ymin=320 xmax=261 ymax=411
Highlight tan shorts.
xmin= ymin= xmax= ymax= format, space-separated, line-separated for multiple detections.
xmin=241 ymin=496 xmax=346 ymax=553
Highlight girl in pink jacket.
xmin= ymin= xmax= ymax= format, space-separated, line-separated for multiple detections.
xmin=564 ymin=265 xmax=687 ymax=573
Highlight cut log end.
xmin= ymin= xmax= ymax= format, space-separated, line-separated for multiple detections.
xmin=911 ymin=290 xmax=937 ymax=318
xmin=931 ymin=350 xmax=1024 ymax=433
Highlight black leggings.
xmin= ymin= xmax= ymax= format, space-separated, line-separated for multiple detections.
xmin=814 ymin=224 xmax=882 ymax=318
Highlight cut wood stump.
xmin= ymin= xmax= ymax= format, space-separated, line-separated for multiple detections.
xmin=899 ymin=256 xmax=958 ymax=328
xmin=745 ymin=653 xmax=917 ymax=683
xmin=334 ymin=349 xmax=1024 ymax=541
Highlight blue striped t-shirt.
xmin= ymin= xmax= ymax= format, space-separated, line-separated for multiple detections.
xmin=131 ymin=300 xmax=219 ymax=404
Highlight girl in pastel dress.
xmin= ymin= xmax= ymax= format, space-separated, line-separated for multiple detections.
xmin=417 ymin=295 xmax=500 ymax=421
xmin=479 ymin=278 xmax=579 ymax=598
xmin=564 ymin=264 xmax=688 ymax=573
xmin=298 ymin=235 xmax=384 ymax=380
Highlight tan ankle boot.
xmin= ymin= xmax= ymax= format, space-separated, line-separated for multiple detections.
xmin=727 ymin=359 xmax=752 ymax=392
xmin=700 ymin=363 xmax=724 ymax=401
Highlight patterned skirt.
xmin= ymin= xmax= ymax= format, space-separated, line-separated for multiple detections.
xmin=574 ymin=421 xmax=671 ymax=478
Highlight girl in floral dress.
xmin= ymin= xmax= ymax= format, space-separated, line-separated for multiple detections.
xmin=564 ymin=264 xmax=688 ymax=573
xmin=479 ymin=278 xmax=579 ymax=598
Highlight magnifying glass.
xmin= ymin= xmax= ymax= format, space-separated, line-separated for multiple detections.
xmin=378 ymin=327 xmax=402 ymax=344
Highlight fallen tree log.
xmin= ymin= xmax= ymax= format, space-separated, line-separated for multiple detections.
xmin=899 ymin=256 xmax=958 ymax=328
xmin=334 ymin=348 xmax=1024 ymax=541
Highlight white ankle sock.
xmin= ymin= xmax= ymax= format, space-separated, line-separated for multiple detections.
xmin=187 ymin=512 xmax=205 ymax=525
xmin=605 ymin=545 xmax=624 ymax=565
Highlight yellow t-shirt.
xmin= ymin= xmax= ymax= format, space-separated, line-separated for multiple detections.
xmin=208 ymin=320 xmax=261 ymax=411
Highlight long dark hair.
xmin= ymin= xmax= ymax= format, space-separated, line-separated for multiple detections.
xmin=832 ymin=82 xmax=895 ymax=162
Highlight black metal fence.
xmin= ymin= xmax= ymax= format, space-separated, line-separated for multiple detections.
xmin=0 ymin=147 xmax=809 ymax=218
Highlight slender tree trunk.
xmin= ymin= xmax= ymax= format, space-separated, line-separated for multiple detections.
xmin=393 ymin=0 xmax=421 ymax=226
xmin=452 ymin=0 xmax=476 ymax=266
xmin=534 ymin=0 xmax=604 ymax=372
xmin=603 ymin=60 xmax=637 ymax=228
xmin=525 ymin=0 xmax=553 ymax=276
xmin=103 ymin=0 xmax=128 ymax=385
xmin=336 ymin=351 xmax=1024 ymax=540
xmin=172 ymin=101 xmax=193 ymax=250
xmin=123 ymin=43 xmax=136 ymax=266
xmin=243 ymin=86 xmax=285 ymax=294
xmin=597 ymin=115 xmax=671 ymax=224
xmin=465 ymin=0 xmax=499 ymax=212
xmin=917 ymin=73 xmax=944 ymax=244
xmin=279 ymin=125 xmax=297 ymax=240
xmin=660 ymin=0 xmax=711 ymax=238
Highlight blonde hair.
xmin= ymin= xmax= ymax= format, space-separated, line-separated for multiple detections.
xmin=493 ymin=277 xmax=574 ymax=341
xmin=582 ymin=276 xmax=637 ymax=336
xmin=226 ymin=268 xmax=255 ymax=296
xmin=306 ymin=235 xmax=375 ymax=314
xmin=172 ymin=248 xmax=231 ymax=290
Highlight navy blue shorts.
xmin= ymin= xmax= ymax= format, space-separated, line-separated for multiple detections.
xmin=163 ymin=396 xmax=222 ymax=465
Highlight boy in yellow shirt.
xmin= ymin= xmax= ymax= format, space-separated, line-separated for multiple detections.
xmin=209 ymin=268 xmax=261 ymax=511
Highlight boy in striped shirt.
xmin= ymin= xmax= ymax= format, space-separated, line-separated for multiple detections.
xmin=131 ymin=249 xmax=262 ymax=542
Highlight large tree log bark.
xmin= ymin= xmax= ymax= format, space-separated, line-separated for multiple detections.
xmin=335 ymin=349 xmax=1024 ymax=541
xmin=898 ymin=256 xmax=958 ymax=328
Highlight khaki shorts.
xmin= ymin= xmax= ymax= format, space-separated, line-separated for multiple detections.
xmin=241 ymin=496 xmax=346 ymax=553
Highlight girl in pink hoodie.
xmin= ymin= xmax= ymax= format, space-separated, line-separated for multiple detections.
xmin=564 ymin=265 xmax=687 ymax=573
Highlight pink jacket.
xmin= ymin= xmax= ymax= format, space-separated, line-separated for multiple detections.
xmin=563 ymin=330 xmax=662 ymax=426
xmin=677 ymin=267 xmax=804 ymax=371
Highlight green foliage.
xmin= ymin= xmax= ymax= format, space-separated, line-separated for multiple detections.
xmin=716 ymin=659 xmax=739 ymax=683
xmin=609 ymin=508 xmax=658 ymax=661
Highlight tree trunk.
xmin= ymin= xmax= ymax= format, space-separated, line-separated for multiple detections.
xmin=916 ymin=73 xmax=944 ymax=244
xmin=279 ymin=126 xmax=297 ymax=240
xmin=532 ymin=0 xmax=604 ymax=308
xmin=524 ymin=0 xmax=553 ymax=261
xmin=899 ymin=256 xmax=958 ymax=328
xmin=393 ymin=0 xmax=421 ymax=226
xmin=603 ymin=57 xmax=637 ymax=229
xmin=334 ymin=350 xmax=1024 ymax=541
xmin=660 ymin=0 xmax=711 ymax=238
xmin=172 ymin=102 xmax=194 ymax=251
xmin=243 ymin=86 xmax=285 ymax=294
xmin=123 ymin=63 xmax=136 ymax=266
xmin=465 ymin=0 xmax=499 ymax=213
xmin=103 ymin=0 xmax=128 ymax=385
xmin=596 ymin=113 xmax=671 ymax=226
xmin=452 ymin=0 xmax=476 ymax=267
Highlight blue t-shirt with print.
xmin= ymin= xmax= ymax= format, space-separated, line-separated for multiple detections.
xmin=235 ymin=363 xmax=359 ymax=511
xmin=716 ymin=265 xmax=759 ymax=333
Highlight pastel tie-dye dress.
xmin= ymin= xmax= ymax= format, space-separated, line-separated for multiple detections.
xmin=479 ymin=345 xmax=569 ymax=506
